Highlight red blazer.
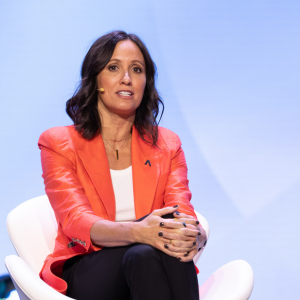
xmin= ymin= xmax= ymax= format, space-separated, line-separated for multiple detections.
xmin=38 ymin=125 xmax=196 ymax=294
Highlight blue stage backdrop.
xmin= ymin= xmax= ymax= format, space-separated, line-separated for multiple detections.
xmin=1 ymin=1 xmax=299 ymax=299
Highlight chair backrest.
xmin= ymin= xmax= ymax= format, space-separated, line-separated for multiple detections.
xmin=195 ymin=211 xmax=210 ymax=240
xmin=6 ymin=195 xmax=209 ymax=273
xmin=7 ymin=195 xmax=58 ymax=274
xmin=193 ymin=211 xmax=210 ymax=264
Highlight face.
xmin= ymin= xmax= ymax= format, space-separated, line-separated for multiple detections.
xmin=96 ymin=40 xmax=146 ymax=118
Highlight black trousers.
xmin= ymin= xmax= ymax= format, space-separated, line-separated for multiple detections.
xmin=62 ymin=214 xmax=199 ymax=300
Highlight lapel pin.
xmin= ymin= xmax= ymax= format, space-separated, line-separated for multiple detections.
xmin=145 ymin=160 xmax=151 ymax=166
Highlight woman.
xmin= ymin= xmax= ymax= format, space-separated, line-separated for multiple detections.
xmin=38 ymin=30 xmax=207 ymax=300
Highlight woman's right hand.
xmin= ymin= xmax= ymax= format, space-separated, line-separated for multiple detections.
xmin=134 ymin=206 xmax=200 ymax=259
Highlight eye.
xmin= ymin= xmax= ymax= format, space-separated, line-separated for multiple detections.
xmin=108 ymin=65 xmax=118 ymax=71
xmin=132 ymin=67 xmax=142 ymax=73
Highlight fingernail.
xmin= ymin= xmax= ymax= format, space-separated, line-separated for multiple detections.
xmin=173 ymin=205 xmax=179 ymax=208
xmin=164 ymin=244 xmax=169 ymax=249
xmin=175 ymin=211 xmax=180 ymax=215
xmin=177 ymin=257 xmax=181 ymax=261
xmin=198 ymin=232 xmax=201 ymax=236
xmin=193 ymin=241 xmax=196 ymax=246
xmin=198 ymin=247 xmax=202 ymax=252
xmin=196 ymin=221 xmax=199 ymax=225
xmin=158 ymin=232 xmax=163 ymax=237
xmin=184 ymin=253 xmax=188 ymax=257
xmin=160 ymin=222 xmax=164 ymax=227
xmin=182 ymin=222 xmax=186 ymax=227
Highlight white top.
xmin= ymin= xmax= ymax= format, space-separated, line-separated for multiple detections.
xmin=110 ymin=166 xmax=136 ymax=222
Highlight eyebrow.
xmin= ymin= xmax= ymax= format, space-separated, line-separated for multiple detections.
xmin=109 ymin=58 xmax=145 ymax=67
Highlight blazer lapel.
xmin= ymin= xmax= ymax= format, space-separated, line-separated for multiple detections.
xmin=78 ymin=136 xmax=116 ymax=221
xmin=77 ymin=127 xmax=162 ymax=221
xmin=131 ymin=126 xmax=162 ymax=219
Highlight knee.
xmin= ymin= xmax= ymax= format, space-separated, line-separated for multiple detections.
xmin=123 ymin=244 xmax=157 ymax=266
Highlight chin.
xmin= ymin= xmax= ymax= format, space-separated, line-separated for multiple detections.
xmin=113 ymin=107 xmax=137 ymax=118
xmin=114 ymin=102 xmax=140 ymax=112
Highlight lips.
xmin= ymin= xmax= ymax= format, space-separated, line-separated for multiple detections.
xmin=117 ymin=90 xmax=134 ymax=96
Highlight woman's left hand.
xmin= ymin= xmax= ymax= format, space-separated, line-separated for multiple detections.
xmin=158 ymin=212 xmax=207 ymax=262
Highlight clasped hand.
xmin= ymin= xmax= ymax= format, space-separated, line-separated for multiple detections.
xmin=137 ymin=206 xmax=207 ymax=262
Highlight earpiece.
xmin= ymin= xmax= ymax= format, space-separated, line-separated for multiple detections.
xmin=97 ymin=88 xmax=105 ymax=92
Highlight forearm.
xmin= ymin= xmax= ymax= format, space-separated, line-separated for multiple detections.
xmin=90 ymin=219 xmax=142 ymax=247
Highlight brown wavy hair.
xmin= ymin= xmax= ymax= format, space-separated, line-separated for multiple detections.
xmin=66 ymin=30 xmax=164 ymax=145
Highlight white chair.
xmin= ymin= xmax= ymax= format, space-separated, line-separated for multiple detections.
xmin=5 ymin=195 xmax=254 ymax=300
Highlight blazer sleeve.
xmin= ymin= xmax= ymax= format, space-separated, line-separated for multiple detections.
xmin=162 ymin=134 xmax=197 ymax=220
xmin=38 ymin=129 xmax=103 ymax=252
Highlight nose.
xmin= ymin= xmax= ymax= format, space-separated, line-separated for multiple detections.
xmin=121 ymin=71 xmax=132 ymax=85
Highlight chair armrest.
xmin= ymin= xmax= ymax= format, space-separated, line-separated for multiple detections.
xmin=5 ymin=255 xmax=75 ymax=300
xmin=199 ymin=260 xmax=254 ymax=300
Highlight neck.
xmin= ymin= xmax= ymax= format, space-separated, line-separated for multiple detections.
xmin=98 ymin=108 xmax=134 ymax=146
